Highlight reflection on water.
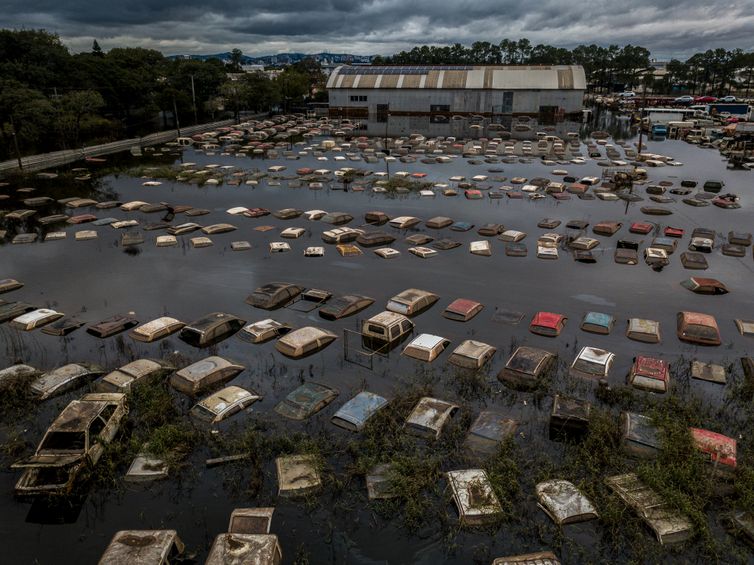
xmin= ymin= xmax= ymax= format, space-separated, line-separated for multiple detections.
xmin=0 ymin=123 xmax=753 ymax=564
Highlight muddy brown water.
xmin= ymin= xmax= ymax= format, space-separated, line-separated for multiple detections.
xmin=2 ymin=131 xmax=754 ymax=564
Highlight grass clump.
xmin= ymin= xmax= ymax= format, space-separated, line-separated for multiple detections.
xmin=380 ymin=177 xmax=432 ymax=193
xmin=483 ymin=438 xmax=521 ymax=520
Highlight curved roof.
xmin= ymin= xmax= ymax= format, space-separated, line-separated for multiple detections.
xmin=327 ymin=65 xmax=586 ymax=90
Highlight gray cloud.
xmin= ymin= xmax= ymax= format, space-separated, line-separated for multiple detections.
xmin=1 ymin=0 xmax=753 ymax=59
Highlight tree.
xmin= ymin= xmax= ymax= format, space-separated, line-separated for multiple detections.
xmin=0 ymin=79 xmax=54 ymax=158
xmin=92 ymin=40 xmax=103 ymax=57
xmin=219 ymin=81 xmax=250 ymax=121
xmin=737 ymin=52 xmax=754 ymax=97
xmin=274 ymin=69 xmax=310 ymax=110
xmin=56 ymin=90 xmax=105 ymax=146
xmin=290 ymin=57 xmax=327 ymax=97
xmin=0 ymin=29 xmax=71 ymax=90
xmin=665 ymin=59 xmax=689 ymax=92
xmin=238 ymin=72 xmax=281 ymax=112
xmin=228 ymin=48 xmax=243 ymax=72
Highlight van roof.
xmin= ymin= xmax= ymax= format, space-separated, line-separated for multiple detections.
xmin=367 ymin=311 xmax=409 ymax=326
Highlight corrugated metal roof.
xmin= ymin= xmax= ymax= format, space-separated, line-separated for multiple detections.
xmin=328 ymin=65 xmax=586 ymax=90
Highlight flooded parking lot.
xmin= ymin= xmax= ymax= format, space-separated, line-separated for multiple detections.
xmin=2 ymin=124 xmax=754 ymax=564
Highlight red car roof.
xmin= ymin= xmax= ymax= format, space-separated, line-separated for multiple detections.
xmin=446 ymin=298 xmax=482 ymax=315
xmin=690 ymin=428 xmax=736 ymax=467
xmin=630 ymin=222 xmax=653 ymax=233
xmin=633 ymin=356 xmax=668 ymax=380
xmin=531 ymin=312 xmax=566 ymax=328
xmin=680 ymin=311 xmax=719 ymax=328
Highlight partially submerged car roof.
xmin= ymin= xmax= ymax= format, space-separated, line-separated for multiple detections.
xmin=50 ymin=393 xmax=126 ymax=432
xmin=331 ymin=391 xmax=389 ymax=431
xmin=205 ymin=533 xmax=282 ymax=565
xmin=98 ymin=530 xmax=184 ymax=565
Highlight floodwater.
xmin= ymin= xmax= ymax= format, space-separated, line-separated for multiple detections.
xmin=2 ymin=125 xmax=754 ymax=564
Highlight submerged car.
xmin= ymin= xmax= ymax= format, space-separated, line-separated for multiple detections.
xmin=356 ymin=231 xmax=395 ymax=247
xmin=361 ymin=311 xmax=414 ymax=347
xmin=626 ymin=318 xmax=661 ymax=343
xmin=443 ymin=299 xmax=484 ymax=322
xmin=179 ymin=312 xmax=245 ymax=347
xmin=205 ymin=533 xmax=282 ymax=565
xmin=569 ymin=347 xmax=615 ymax=380
xmin=95 ymin=359 xmax=173 ymax=394
xmin=321 ymin=227 xmax=363 ymax=244
xmin=680 ymin=277 xmax=728 ymax=295
xmin=98 ymin=530 xmax=186 ymax=564
xmin=402 ymin=334 xmax=450 ymax=363
xmin=644 ymin=247 xmax=669 ymax=267
xmin=405 ymin=397 xmax=458 ymax=439
xmin=9 ymin=308 xmax=64 ymax=331
xmin=320 ymin=211 xmax=353 ymax=225
xmin=170 ymin=356 xmax=245 ymax=396
xmin=580 ymin=312 xmax=614 ymax=334
xmin=677 ymin=311 xmax=721 ymax=345
xmin=629 ymin=356 xmax=669 ymax=393
xmin=30 ymin=363 xmax=105 ymax=400
xmin=386 ymin=288 xmax=439 ymax=317
xmin=246 ymin=282 xmax=303 ymax=310
xmin=86 ymin=315 xmax=139 ymax=338
xmin=0 ymin=278 xmax=23 ymax=294
xmin=331 ymin=391 xmax=389 ymax=432
xmin=448 ymin=340 xmax=496 ymax=369
xmin=498 ymin=346 xmax=556 ymax=390
xmin=237 ymin=319 xmax=292 ymax=343
xmin=190 ymin=386 xmax=261 ymax=424
xmin=529 ymin=312 xmax=567 ymax=336
xmin=389 ymin=216 xmax=421 ymax=229
xmin=319 ymin=295 xmax=374 ymax=320
xmin=129 ymin=317 xmax=185 ymax=342
xmin=12 ymin=393 xmax=128 ymax=495
xmin=275 ymin=382 xmax=338 ymax=419
xmin=275 ymin=327 xmax=337 ymax=358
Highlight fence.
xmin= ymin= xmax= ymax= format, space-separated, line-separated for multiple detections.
xmin=0 ymin=119 xmax=237 ymax=174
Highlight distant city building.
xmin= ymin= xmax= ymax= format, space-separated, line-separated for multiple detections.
xmin=326 ymin=65 xmax=586 ymax=135
xmin=240 ymin=64 xmax=266 ymax=73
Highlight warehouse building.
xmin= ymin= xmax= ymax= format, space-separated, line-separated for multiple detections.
xmin=326 ymin=65 xmax=586 ymax=137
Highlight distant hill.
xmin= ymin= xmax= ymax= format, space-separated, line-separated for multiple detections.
xmin=169 ymin=52 xmax=374 ymax=66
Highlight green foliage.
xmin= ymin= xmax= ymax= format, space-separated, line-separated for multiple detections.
xmin=380 ymin=177 xmax=433 ymax=193
xmin=483 ymin=439 xmax=521 ymax=519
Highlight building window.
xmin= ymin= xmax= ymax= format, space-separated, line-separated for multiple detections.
xmin=375 ymin=104 xmax=389 ymax=123
xmin=350 ymin=95 xmax=367 ymax=102
xmin=430 ymin=104 xmax=450 ymax=124
xmin=502 ymin=92 xmax=514 ymax=114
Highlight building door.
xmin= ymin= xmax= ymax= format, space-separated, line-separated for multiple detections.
xmin=539 ymin=105 xmax=559 ymax=124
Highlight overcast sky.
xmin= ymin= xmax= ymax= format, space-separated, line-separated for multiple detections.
xmin=2 ymin=0 xmax=753 ymax=59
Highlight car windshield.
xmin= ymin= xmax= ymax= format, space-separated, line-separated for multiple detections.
xmin=507 ymin=354 xmax=539 ymax=373
xmin=573 ymin=359 xmax=604 ymax=375
xmin=686 ymin=324 xmax=718 ymax=340
xmin=366 ymin=324 xmax=386 ymax=335
xmin=191 ymin=404 xmax=218 ymax=421
xmin=40 ymin=431 xmax=86 ymax=452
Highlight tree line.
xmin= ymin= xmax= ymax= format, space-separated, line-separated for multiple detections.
xmin=374 ymin=40 xmax=754 ymax=96
xmin=0 ymin=30 xmax=324 ymax=160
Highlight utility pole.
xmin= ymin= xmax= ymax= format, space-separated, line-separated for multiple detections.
xmin=172 ymin=96 xmax=181 ymax=137
xmin=384 ymin=113 xmax=390 ymax=178
xmin=9 ymin=115 xmax=23 ymax=170
xmin=637 ymin=84 xmax=647 ymax=156
xmin=190 ymin=74 xmax=198 ymax=124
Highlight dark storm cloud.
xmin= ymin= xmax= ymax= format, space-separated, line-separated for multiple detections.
xmin=1 ymin=0 xmax=753 ymax=58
